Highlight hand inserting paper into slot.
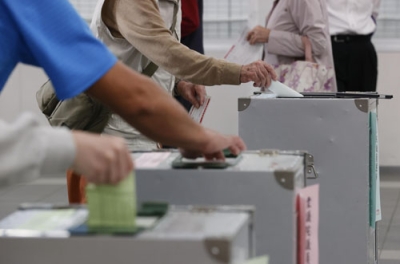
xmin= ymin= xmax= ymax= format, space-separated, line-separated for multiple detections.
xmin=225 ymin=27 xmax=277 ymax=88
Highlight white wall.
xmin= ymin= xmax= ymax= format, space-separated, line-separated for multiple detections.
xmin=0 ymin=65 xmax=48 ymax=125
xmin=374 ymin=53 xmax=400 ymax=166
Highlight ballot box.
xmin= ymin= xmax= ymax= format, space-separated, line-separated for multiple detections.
xmin=238 ymin=95 xmax=384 ymax=264
xmin=134 ymin=150 xmax=318 ymax=264
xmin=0 ymin=205 xmax=254 ymax=264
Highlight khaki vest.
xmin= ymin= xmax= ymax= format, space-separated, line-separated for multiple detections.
xmin=90 ymin=0 xmax=182 ymax=151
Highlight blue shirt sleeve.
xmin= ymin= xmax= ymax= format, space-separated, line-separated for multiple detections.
xmin=2 ymin=0 xmax=117 ymax=100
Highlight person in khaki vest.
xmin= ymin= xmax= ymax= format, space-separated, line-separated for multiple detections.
xmin=91 ymin=0 xmax=277 ymax=151
xmin=66 ymin=0 xmax=277 ymax=203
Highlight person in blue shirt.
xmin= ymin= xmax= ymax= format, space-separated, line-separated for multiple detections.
xmin=0 ymin=0 xmax=247 ymax=185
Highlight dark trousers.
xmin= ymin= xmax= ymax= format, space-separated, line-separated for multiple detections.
xmin=176 ymin=0 xmax=204 ymax=112
xmin=331 ymin=34 xmax=378 ymax=92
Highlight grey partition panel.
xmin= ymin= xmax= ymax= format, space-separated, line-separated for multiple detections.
xmin=239 ymin=98 xmax=374 ymax=264
xmin=136 ymin=152 xmax=304 ymax=264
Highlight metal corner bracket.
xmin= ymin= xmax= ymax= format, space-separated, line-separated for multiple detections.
xmin=238 ymin=98 xmax=251 ymax=112
xmin=305 ymin=153 xmax=318 ymax=180
xmin=204 ymin=238 xmax=231 ymax=263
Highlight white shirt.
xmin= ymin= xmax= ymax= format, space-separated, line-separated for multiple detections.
xmin=327 ymin=0 xmax=381 ymax=35
xmin=0 ymin=113 xmax=75 ymax=187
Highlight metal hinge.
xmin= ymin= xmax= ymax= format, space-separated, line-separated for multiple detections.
xmin=305 ymin=153 xmax=318 ymax=179
xmin=252 ymin=149 xmax=318 ymax=180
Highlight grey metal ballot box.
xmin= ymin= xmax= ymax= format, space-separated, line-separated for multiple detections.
xmin=134 ymin=150 xmax=310 ymax=264
xmin=238 ymin=96 xmax=378 ymax=264
xmin=0 ymin=205 xmax=254 ymax=264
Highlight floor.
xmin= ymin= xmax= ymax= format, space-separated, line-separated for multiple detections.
xmin=0 ymin=171 xmax=399 ymax=263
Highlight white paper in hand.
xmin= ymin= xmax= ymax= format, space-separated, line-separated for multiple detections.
xmin=268 ymin=81 xmax=304 ymax=98
xmin=189 ymin=96 xmax=211 ymax=123
xmin=224 ymin=27 xmax=263 ymax=65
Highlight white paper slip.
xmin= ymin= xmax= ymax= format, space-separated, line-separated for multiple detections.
xmin=135 ymin=153 xmax=171 ymax=168
xmin=189 ymin=96 xmax=211 ymax=123
xmin=224 ymin=27 xmax=263 ymax=65
xmin=268 ymin=81 xmax=304 ymax=98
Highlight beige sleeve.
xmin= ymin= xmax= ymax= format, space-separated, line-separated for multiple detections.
xmin=114 ymin=0 xmax=241 ymax=86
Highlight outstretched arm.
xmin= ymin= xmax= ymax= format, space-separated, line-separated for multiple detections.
xmin=86 ymin=62 xmax=246 ymax=158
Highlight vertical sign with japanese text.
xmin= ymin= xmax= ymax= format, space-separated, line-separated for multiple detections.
xmin=297 ymin=184 xmax=319 ymax=264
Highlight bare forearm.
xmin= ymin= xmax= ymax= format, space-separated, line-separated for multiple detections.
xmin=86 ymin=62 xmax=208 ymax=150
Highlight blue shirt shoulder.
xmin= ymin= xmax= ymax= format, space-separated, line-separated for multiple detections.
xmin=0 ymin=0 xmax=116 ymax=99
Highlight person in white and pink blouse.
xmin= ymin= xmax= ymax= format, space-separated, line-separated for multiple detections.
xmin=246 ymin=0 xmax=337 ymax=92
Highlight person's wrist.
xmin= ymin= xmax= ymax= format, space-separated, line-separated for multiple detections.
xmin=239 ymin=65 xmax=250 ymax=83
xmin=186 ymin=127 xmax=214 ymax=153
xmin=173 ymin=80 xmax=183 ymax=96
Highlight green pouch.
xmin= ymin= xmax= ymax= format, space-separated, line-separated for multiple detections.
xmin=86 ymin=172 xmax=136 ymax=233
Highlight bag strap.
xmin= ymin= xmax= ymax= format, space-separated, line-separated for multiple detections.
xmin=302 ymin=36 xmax=315 ymax=63
xmin=141 ymin=62 xmax=159 ymax=77
xmin=141 ymin=1 xmax=179 ymax=77
xmin=170 ymin=1 xmax=179 ymax=38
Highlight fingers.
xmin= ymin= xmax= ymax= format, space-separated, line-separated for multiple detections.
xmin=204 ymin=151 xmax=225 ymax=161
xmin=103 ymin=138 xmax=129 ymax=184
xmin=257 ymin=66 xmax=266 ymax=87
xmin=180 ymin=149 xmax=201 ymax=159
xmin=204 ymin=136 xmax=246 ymax=161
xmin=114 ymin=148 xmax=125 ymax=184
xmin=263 ymin=63 xmax=277 ymax=81
xmin=228 ymin=136 xmax=247 ymax=156
xmin=246 ymin=30 xmax=255 ymax=41
xmin=105 ymin=149 xmax=118 ymax=185
xmin=241 ymin=64 xmax=260 ymax=85
xmin=251 ymin=34 xmax=260 ymax=45
xmin=258 ymin=63 xmax=270 ymax=87
xmin=247 ymin=26 xmax=264 ymax=44
xmin=179 ymin=82 xmax=205 ymax=108
xmin=186 ymin=90 xmax=200 ymax=108
xmin=195 ymin=85 xmax=206 ymax=106
xmin=246 ymin=70 xmax=258 ymax=84
xmin=253 ymin=61 xmax=268 ymax=87
xmin=117 ymin=143 xmax=133 ymax=184
xmin=242 ymin=61 xmax=277 ymax=88
xmin=249 ymin=35 xmax=255 ymax=45
xmin=265 ymin=72 xmax=272 ymax=88
xmin=71 ymin=131 xmax=133 ymax=186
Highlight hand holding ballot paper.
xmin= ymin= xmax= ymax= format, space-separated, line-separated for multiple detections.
xmin=174 ymin=81 xmax=207 ymax=109
xmin=225 ymin=27 xmax=277 ymax=89
xmin=225 ymin=27 xmax=302 ymax=97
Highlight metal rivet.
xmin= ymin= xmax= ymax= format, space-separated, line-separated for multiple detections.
xmin=211 ymin=247 xmax=220 ymax=255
